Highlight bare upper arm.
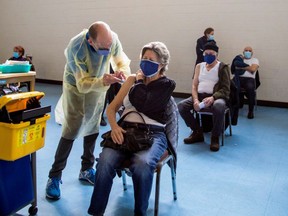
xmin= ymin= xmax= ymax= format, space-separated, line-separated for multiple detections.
xmin=107 ymin=75 xmax=135 ymax=112
xmin=193 ymin=64 xmax=200 ymax=88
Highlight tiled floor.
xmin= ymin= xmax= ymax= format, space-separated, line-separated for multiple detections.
xmin=12 ymin=83 xmax=288 ymax=216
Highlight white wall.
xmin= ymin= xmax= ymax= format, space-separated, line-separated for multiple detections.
xmin=1 ymin=0 xmax=288 ymax=102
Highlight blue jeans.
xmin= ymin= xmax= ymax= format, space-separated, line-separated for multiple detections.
xmin=88 ymin=131 xmax=167 ymax=216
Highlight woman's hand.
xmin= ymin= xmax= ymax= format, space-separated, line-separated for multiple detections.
xmin=111 ymin=125 xmax=126 ymax=144
xmin=136 ymin=69 xmax=145 ymax=81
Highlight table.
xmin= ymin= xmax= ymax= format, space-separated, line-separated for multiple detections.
xmin=0 ymin=71 xmax=38 ymax=215
xmin=0 ymin=71 xmax=36 ymax=91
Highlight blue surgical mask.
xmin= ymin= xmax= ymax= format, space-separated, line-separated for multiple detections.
xmin=89 ymin=36 xmax=111 ymax=56
xmin=140 ymin=59 xmax=160 ymax=77
xmin=97 ymin=49 xmax=110 ymax=56
xmin=204 ymin=54 xmax=216 ymax=64
xmin=208 ymin=35 xmax=214 ymax=41
xmin=244 ymin=51 xmax=252 ymax=59
xmin=13 ymin=52 xmax=19 ymax=58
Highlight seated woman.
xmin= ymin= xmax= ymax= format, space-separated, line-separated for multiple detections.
xmin=9 ymin=45 xmax=35 ymax=71
xmin=7 ymin=45 xmax=35 ymax=91
xmin=88 ymin=41 xmax=176 ymax=216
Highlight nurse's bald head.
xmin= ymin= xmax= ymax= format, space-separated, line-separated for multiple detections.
xmin=88 ymin=21 xmax=112 ymax=49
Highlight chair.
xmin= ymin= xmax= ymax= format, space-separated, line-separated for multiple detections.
xmin=121 ymin=151 xmax=176 ymax=216
xmin=120 ymin=97 xmax=179 ymax=216
xmin=240 ymin=70 xmax=260 ymax=111
xmin=240 ymin=87 xmax=257 ymax=111
xmin=197 ymin=107 xmax=232 ymax=146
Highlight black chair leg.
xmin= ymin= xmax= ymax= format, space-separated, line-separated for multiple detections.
xmin=154 ymin=165 xmax=162 ymax=216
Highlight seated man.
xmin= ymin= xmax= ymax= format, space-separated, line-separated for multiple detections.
xmin=177 ymin=42 xmax=230 ymax=152
xmin=235 ymin=46 xmax=259 ymax=119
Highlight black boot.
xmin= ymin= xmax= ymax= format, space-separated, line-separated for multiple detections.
xmin=210 ymin=135 xmax=220 ymax=152
xmin=184 ymin=128 xmax=204 ymax=144
xmin=247 ymin=111 xmax=254 ymax=119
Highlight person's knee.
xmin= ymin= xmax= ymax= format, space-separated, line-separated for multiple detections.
xmin=97 ymin=148 xmax=118 ymax=169
xmin=177 ymin=101 xmax=185 ymax=113
xmin=177 ymin=101 xmax=190 ymax=116
xmin=213 ymin=99 xmax=226 ymax=109
xmin=132 ymin=162 xmax=153 ymax=178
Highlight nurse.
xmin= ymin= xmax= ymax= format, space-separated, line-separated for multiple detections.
xmin=45 ymin=21 xmax=131 ymax=200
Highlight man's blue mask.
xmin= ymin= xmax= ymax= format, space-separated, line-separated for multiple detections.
xmin=13 ymin=52 xmax=19 ymax=58
xmin=140 ymin=59 xmax=160 ymax=77
xmin=204 ymin=54 xmax=216 ymax=64
xmin=244 ymin=51 xmax=252 ymax=59
xmin=86 ymin=32 xmax=111 ymax=56
xmin=97 ymin=49 xmax=110 ymax=56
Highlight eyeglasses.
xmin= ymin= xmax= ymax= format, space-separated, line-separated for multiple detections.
xmin=203 ymin=51 xmax=216 ymax=56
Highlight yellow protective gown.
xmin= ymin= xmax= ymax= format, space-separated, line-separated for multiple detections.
xmin=61 ymin=29 xmax=131 ymax=139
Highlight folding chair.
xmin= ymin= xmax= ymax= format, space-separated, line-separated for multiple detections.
xmin=197 ymin=107 xmax=232 ymax=146
xmin=121 ymin=150 xmax=177 ymax=216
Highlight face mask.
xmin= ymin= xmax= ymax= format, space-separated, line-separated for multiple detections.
xmin=204 ymin=54 xmax=216 ymax=64
xmin=91 ymin=43 xmax=110 ymax=56
xmin=208 ymin=35 xmax=214 ymax=41
xmin=97 ymin=49 xmax=110 ymax=56
xmin=140 ymin=59 xmax=160 ymax=77
xmin=244 ymin=51 xmax=252 ymax=59
xmin=13 ymin=52 xmax=19 ymax=58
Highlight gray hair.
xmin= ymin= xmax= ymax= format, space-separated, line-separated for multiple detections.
xmin=140 ymin=41 xmax=170 ymax=73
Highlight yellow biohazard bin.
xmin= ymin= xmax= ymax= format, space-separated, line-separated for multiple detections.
xmin=0 ymin=91 xmax=51 ymax=161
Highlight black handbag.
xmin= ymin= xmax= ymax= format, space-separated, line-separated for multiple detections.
xmin=100 ymin=111 xmax=154 ymax=153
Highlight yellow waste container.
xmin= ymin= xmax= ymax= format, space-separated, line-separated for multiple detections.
xmin=0 ymin=91 xmax=51 ymax=161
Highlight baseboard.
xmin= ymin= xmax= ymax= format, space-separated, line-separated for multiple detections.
xmin=35 ymin=79 xmax=288 ymax=108
xmin=255 ymin=100 xmax=288 ymax=108
xmin=36 ymin=78 xmax=62 ymax=85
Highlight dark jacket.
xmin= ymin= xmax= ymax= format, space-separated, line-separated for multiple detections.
xmin=231 ymin=55 xmax=249 ymax=91
xmin=129 ymin=76 xmax=176 ymax=124
xmin=231 ymin=55 xmax=249 ymax=76
xmin=195 ymin=36 xmax=207 ymax=65
xmin=212 ymin=62 xmax=231 ymax=102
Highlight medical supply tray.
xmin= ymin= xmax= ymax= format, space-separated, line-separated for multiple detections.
xmin=0 ymin=64 xmax=31 ymax=73
xmin=0 ymin=91 xmax=51 ymax=161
